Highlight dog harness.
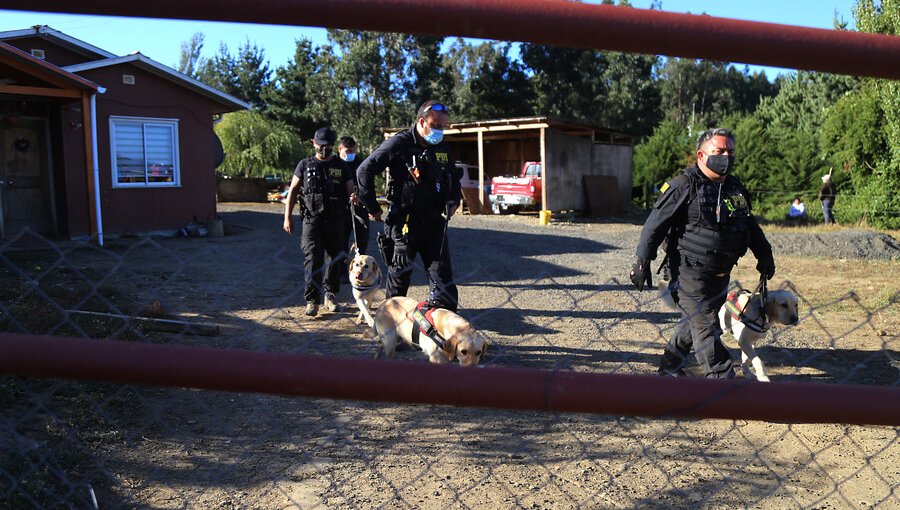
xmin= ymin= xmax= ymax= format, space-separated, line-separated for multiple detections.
xmin=410 ymin=301 xmax=446 ymax=348
xmin=724 ymin=289 xmax=769 ymax=333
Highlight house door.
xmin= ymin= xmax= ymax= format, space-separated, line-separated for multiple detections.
xmin=0 ymin=118 xmax=54 ymax=239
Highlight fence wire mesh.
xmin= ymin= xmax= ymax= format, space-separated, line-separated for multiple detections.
xmin=2 ymin=203 xmax=898 ymax=509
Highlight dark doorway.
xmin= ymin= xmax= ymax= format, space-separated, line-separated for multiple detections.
xmin=0 ymin=116 xmax=55 ymax=238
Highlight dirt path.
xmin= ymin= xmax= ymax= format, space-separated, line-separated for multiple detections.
xmin=2 ymin=203 xmax=898 ymax=509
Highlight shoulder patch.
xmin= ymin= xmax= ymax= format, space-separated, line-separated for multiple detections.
xmin=660 ymin=182 xmax=670 ymax=193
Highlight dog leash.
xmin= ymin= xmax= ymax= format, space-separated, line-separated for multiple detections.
xmin=349 ymin=200 xmax=362 ymax=258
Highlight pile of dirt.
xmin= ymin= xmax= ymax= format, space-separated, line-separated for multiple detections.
xmin=766 ymin=229 xmax=900 ymax=260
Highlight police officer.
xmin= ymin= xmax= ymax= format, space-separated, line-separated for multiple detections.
xmin=631 ymin=128 xmax=776 ymax=379
xmin=339 ymin=135 xmax=370 ymax=256
xmin=283 ymin=127 xmax=357 ymax=316
xmin=357 ymin=100 xmax=462 ymax=311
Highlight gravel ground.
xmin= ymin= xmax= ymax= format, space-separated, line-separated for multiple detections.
xmin=764 ymin=227 xmax=900 ymax=260
xmin=5 ymin=203 xmax=897 ymax=509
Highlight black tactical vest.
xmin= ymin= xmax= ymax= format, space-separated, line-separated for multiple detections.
xmin=387 ymin=143 xmax=452 ymax=220
xmin=676 ymin=170 xmax=752 ymax=272
xmin=300 ymin=157 xmax=346 ymax=217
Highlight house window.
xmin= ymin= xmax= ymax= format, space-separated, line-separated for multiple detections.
xmin=109 ymin=117 xmax=179 ymax=187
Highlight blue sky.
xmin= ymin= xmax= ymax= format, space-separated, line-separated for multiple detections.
xmin=0 ymin=0 xmax=858 ymax=80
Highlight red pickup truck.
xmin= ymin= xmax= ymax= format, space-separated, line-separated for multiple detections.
xmin=489 ymin=161 xmax=542 ymax=214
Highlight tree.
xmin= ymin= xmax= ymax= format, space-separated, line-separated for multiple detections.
xmin=214 ymin=110 xmax=304 ymax=178
xmin=632 ymin=119 xmax=692 ymax=189
xmin=177 ymin=32 xmax=204 ymax=79
xmin=846 ymin=0 xmax=900 ymax=228
xmin=755 ymin=71 xmax=857 ymax=135
xmin=405 ymin=35 xmax=452 ymax=111
xmin=305 ymin=30 xmax=411 ymax=150
xmin=443 ymin=40 xmax=533 ymax=122
xmin=197 ymin=41 xmax=271 ymax=109
xmin=727 ymin=112 xmax=778 ymax=196
xmin=658 ymin=58 xmax=738 ymax=130
xmin=601 ymin=50 xmax=661 ymax=136
xmin=520 ymin=43 xmax=608 ymax=123
xmin=262 ymin=38 xmax=320 ymax=138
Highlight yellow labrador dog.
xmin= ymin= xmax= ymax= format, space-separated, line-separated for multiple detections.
xmin=718 ymin=288 xmax=799 ymax=382
xmin=373 ymin=296 xmax=488 ymax=367
xmin=348 ymin=251 xmax=384 ymax=328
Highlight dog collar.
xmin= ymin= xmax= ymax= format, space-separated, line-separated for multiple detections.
xmin=350 ymin=272 xmax=382 ymax=293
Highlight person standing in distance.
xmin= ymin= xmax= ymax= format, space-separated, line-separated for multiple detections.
xmin=630 ymin=128 xmax=776 ymax=379
xmin=338 ymin=135 xmax=370 ymax=256
xmin=356 ymin=100 xmax=462 ymax=311
xmin=283 ymin=127 xmax=357 ymax=316
xmin=819 ymin=172 xmax=837 ymax=225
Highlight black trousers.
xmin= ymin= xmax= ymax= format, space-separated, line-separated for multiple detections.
xmin=660 ymin=258 xmax=735 ymax=379
xmin=344 ymin=204 xmax=370 ymax=255
xmin=301 ymin=210 xmax=347 ymax=304
xmin=386 ymin=217 xmax=458 ymax=312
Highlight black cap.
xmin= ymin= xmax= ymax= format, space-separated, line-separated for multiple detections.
xmin=313 ymin=127 xmax=336 ymax=145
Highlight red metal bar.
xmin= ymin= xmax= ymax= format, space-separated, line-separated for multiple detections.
xmin=2 ymin=0 xmax=899 ymax=79
xmin=1 ymin=333 xmax=898 ymax=426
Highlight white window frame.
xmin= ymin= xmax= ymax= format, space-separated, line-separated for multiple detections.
xmin=109 ymin=116 xmax=181 ymax=188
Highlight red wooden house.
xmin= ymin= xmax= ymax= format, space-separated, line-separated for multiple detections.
xmin=0 ymin=26 xmax=248 ymax=242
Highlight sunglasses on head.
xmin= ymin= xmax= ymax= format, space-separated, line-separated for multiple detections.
xmin=423 ymin=103 xmax=448 ymax=114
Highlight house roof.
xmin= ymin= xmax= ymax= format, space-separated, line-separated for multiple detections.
xmin=0 ymin=41 xmax=103 ymax=96
xmin=0 ymin=25 xmax=117 ymax=61
xmin=64 ymin=53 xmax=251 ymax=112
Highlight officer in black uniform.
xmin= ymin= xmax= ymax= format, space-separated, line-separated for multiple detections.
xmin=338 ymin=135 xmax=370 ymax=256
xmin=630 ymin=127 xmax=776 ymax=379
xmin=356 ymin=100 xmax=462 ymax=311
xmin=283 ymin=127 xmax=357 ymax=317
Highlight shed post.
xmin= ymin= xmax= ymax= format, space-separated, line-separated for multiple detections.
xmin=477 ymin=129 xmax=485 ymax=214
xmin=540 ymin=127 xmax=548 ymax=215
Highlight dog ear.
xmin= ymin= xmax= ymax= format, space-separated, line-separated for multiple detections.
xmin=441 ymin=336 xmax=459 ymax=361
xmin=479 ymin=338 xmax=488 ymax=362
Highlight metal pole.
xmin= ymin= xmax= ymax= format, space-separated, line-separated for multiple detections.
xmin=2 ymin=0 xmax=899 ymax=79
xmin=2 ymin=333 xmax=898 ymax=426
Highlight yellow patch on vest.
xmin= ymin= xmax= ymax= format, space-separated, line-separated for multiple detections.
xmin=435 ymin=152 xmax=449 ymax=163
xmin=729 ymin=193 xmax=748 ymax=209
xmin=329 ymin=167 xmax=342 ymax=178
xmin=660 ymin=182 xmax=670 ymax=193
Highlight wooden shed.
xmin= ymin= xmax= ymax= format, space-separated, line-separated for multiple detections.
xmin=386 ymin=117 xmax=635 ymax=216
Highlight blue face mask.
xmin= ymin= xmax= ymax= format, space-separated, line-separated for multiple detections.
xmin=424 ymin=128 xmax=444 ymax=145
xmin=341 ymin=153 xmax=356 ymax=162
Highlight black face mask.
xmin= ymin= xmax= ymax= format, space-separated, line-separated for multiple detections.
xmin=705 ymin=154 xmax=734 ymax=175
xmin=317 ymin=146 xmax=333 ymax=158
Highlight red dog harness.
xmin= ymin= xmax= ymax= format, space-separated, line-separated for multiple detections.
xmin=410 ymin=301 xmax=446 ymax=348
xmin=724 ymin=289 xmax=769 ymax=333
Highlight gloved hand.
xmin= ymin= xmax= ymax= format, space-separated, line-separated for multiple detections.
xmin=756 ymin=258 xmax=776 ymax=280
xmin=392 ymin=243 xmax=409 ymax=268
xmin=630 ymin=257 xmax=652 ymax=291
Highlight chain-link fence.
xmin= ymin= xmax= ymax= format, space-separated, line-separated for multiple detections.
xmin=2 ymin=204 xmax=898 ymax=509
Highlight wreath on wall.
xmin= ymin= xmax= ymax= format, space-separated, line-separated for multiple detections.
xmin=13 ymin=136 xmax=30 ymax=153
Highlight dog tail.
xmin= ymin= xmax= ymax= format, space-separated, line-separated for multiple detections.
xmin=658 ymin=280 xmax=677 ymax=310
